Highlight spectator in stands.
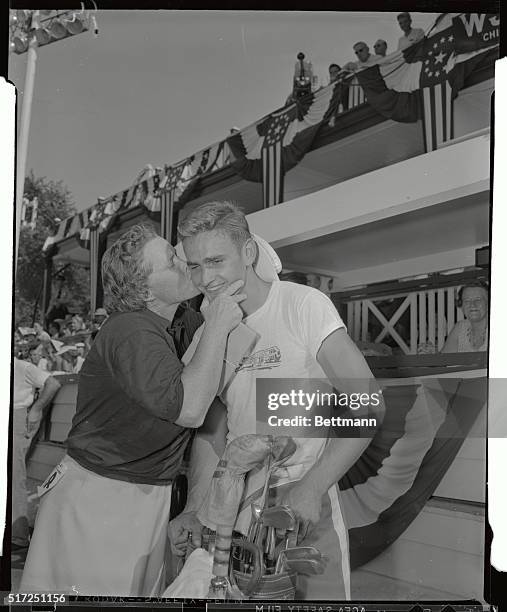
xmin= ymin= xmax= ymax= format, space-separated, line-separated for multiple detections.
xmin=58 ymin=315 xmax=74 ymax=336
xmin=28 ymin=342 xmax=42 ymax=367
xmin=90 ymin=307 xmax=109 ymax=340
xmin=328 ymin=63 xmax=341 ymax=83
xmin=45 ymin=299 xmax=69 ymax=328
xmin=397 ymin=12 xmax=425 ymax=50
xmin=373 ymin=39 xmax=388 ymax=57
xmin=441 ymin=281 xmax=489 ymax=352
xmin=75 ymin=343 xmax=86 ymax=372
xmin=48 ymin=321 xmax=61 ymax=339
xmin=70 ymin=315 xmax=86 ymax=334
xmin=55 ymin=345 xmax=79 ymax=373
xmin=12 ymin=357 xmax=61 ymax=548
xmin=326 ymin=63 xmax=350 ymax=117
xmin=93 ymin=307 xmax=108 ymax=328
xmin=343 ymin=42 xmax=381 ymax=73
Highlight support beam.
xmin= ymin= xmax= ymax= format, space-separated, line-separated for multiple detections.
xmin=41 ymin=256 xmax=53 ymax=325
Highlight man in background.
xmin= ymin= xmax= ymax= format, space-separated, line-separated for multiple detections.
xmin=397 ymin=12 xmax=425 ymax=50
xmin=343 ymin=41 xmax=381 ymax=73
xmin=12 ymin=357 xmax=61 ymax=548
xmin=328 ymin=63 xmax=341 ymax=83
xmin=373 ymin=39 xmax=388 ymax=57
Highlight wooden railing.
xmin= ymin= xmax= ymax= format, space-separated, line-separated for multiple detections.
xmin=347 ymin=285 xmax=467 ymax=354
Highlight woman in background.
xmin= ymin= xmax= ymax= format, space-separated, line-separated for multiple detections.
xmin=441 ymin=281 xmax=489 ymax=353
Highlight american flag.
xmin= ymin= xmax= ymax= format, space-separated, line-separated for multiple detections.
xmin=261 ymin=110 xmax=292 ymax=207
xmin=355 ymin=13 xmax=499 ymax=152
xmin=160 ymin=164 xmax=186 ymax=241
xmin=420 ymin=27 xmax=457 ymax=150
xmin=227 ymin=83 xmax=340 ymax=207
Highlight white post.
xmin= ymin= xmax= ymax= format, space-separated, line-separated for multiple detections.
xmin=15 ymin=36 xmax=38 ymax=272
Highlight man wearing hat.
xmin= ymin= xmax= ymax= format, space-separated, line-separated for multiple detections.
xmin=21 ymin=223 xmax=245 ymax=596
xmin=91 ymin=307 xmax=109 ymax=339
xmin=55 ymin=344 xmax=79 ymax=373
xmin=173 ymin=201 xmax=383 ymax=599
xmin=93 ymin=307 xmax=108 ymax=325
xmin=12 ymin=357 xmax=61 ymax=548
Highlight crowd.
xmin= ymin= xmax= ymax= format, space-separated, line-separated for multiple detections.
xmin=14 ymin=307 xmax=108 ymax=374
xmin=332 ymin=12 xmax=424 ymax=79
xmin=287 ymin=13 xmax=425 ymax=111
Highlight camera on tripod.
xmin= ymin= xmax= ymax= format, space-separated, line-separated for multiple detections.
xmin=292 ymin=52 xmax=314 ymax=99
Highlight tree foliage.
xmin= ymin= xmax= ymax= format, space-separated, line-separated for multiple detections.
xmin=15 ymin=172 xmax=89 ymax=327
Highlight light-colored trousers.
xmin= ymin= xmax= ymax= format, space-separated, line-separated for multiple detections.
xmin=20 ymin=454 xmax=173 ymax=596
xmin=12 ymin=409 xmax=32 ymax=546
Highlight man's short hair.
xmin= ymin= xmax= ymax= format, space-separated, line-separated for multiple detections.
xmin=353 ymin=41 xmax=368 ymax=50
xmin=329 ymin=63 xmax=341 ymax=71
xmin=178 ymin=201 xmax=252 ymax=249
xmin=102 ymin=224 xmax=158 ymax=313
xmin=397 ymin=12 xmax=411 ymax=21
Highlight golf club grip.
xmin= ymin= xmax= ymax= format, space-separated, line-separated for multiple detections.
xmin=230 ymin=538 xmax=263 ymax=596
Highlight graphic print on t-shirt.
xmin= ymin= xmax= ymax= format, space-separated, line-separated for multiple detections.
xmin=235 ymin=345 xmax=281 ymax=372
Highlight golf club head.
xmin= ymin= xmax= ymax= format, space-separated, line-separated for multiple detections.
xmin=261 ymin=505 xmax=297 ymax=530
xmin=283 ymin=546 xmax=323 ymax=561
xmin=283 ymin=557 xmax=326 ymax=575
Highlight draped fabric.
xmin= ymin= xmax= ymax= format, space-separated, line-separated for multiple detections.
xmin=354 ymin=13 xmax=499 ymax=151
xmin=227 ymin=84 xmax=344 ymax=207
xmin=43 ymin=143 xmax=225 ymax=252
xmin=338 ymin=376 xmax=486 ymax=569
xmin=41 ymin=13 xmax=498 ymax=251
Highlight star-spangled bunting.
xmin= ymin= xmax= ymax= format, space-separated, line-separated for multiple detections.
xmin=355 ymin=12 xmax=499 ymax=151
xmin=43 ymin=12 xmax=497 ymax=250
xmin=227 ymin=82 xmax=341 ymax=207
xmin=261 ymin=110 xmax=292 ymax=207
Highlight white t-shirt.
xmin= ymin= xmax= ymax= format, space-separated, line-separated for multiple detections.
xmin=397 ymin=27 xmax=425 ymax=50
xmin=14 ymin=357 xmax=51 ymax=411
xmin=191 ymin=281 xmax=346 ymax=532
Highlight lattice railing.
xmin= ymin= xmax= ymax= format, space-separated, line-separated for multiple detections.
xmin=346 ymin=286 xmax=464 ymax=354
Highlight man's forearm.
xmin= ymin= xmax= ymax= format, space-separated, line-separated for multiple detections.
xmin=178 ymin=324 xmax=228 ymax=427
xmin=33 ymin=377 xmax=61 ymax=411
xmin=299 ymin=437 xmax=371 ymax=495
xmin=185 ymin=399 xmax=228 ymax=511
xmin=185 ymin=436 xmax=220 ymax=512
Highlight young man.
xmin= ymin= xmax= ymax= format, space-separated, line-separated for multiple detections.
xmin=397 ymin=12 xmax=425 ymax=51
xmin=21 ymin=224 xmax=245 ymax=596
xmin=172 ymin=202 xmax=383 ymax=599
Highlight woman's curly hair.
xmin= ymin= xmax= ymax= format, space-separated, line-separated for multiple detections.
xmin=101 ymin=224 xmax=157 ymax=312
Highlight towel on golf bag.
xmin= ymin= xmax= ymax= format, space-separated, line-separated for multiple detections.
xmin=162 ymin=548 xmax=213 ymax=598
xmin=198 ymin=434 xmax=297 ymax=529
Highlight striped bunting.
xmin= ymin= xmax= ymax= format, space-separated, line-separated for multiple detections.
xmin=355 ymin=12 xmax=499 ymax=152
xmin=228 ymin=81 xmax=342 ymax=207
xmin=338 ymin=375 xmax=486 ymax=569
